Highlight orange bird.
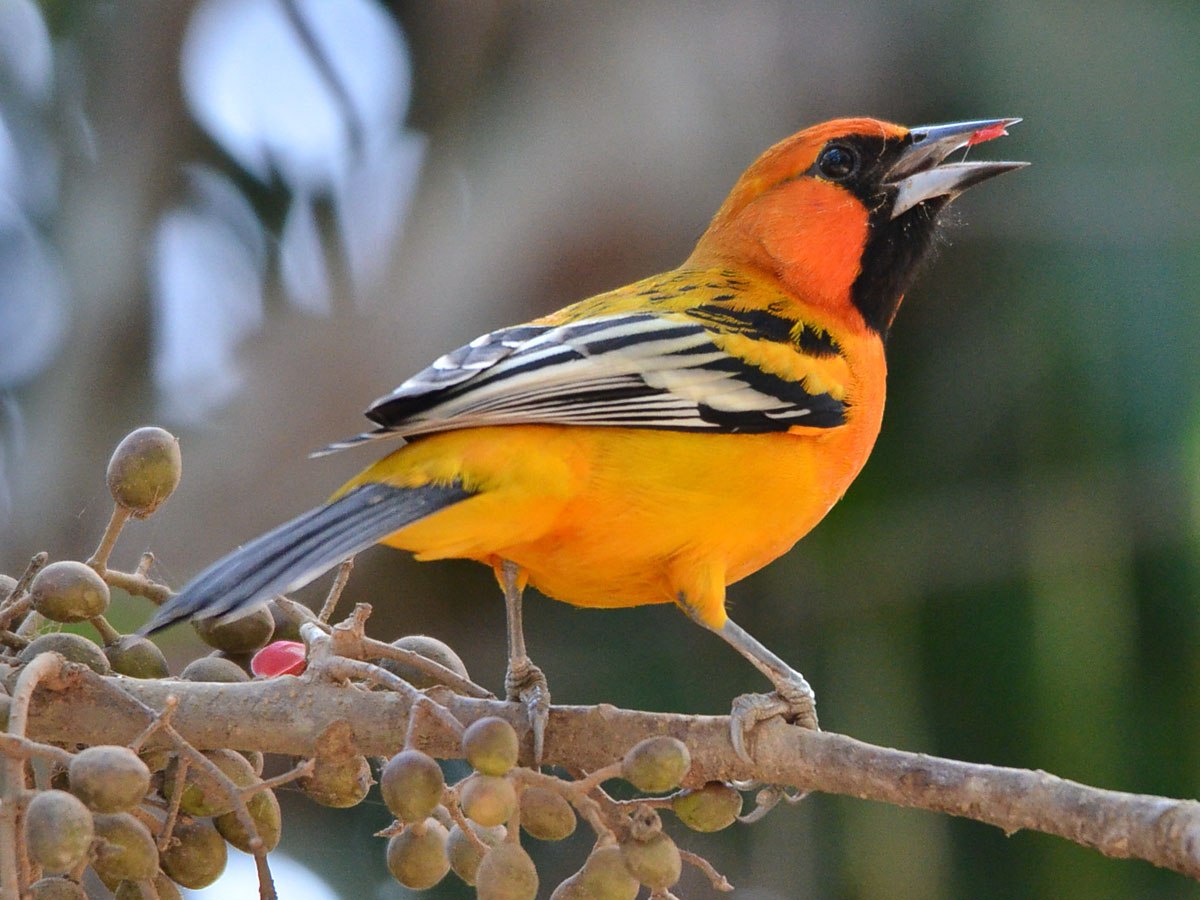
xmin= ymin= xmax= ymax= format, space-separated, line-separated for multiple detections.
xmin=146 ymin=117 xmax=1024 ymax=760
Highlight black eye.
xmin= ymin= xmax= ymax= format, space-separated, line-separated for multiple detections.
xmin=817 ymin=144 xmax=858 ymax=180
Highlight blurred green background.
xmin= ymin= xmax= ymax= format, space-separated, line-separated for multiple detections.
xmin=2 ymin=1 xmax=1198 ymax=898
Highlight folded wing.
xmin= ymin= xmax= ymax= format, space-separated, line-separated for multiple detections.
xmin=317 ymin=313 xmax=847 ymax=455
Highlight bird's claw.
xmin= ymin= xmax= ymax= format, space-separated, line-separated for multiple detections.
xmin=728 ymin=677 xmax=819 ymax=764
xmin=505 ymin=656 xmax=550 ymax=766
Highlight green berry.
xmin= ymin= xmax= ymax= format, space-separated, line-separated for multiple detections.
xmin=621 ymin=736 xmax=690 ymax=793
xmin=159 ymin=817 xmax=228 ymax=889
xmin=460 ymin=774 xmax=517 ymax=828
xmin=192 ymin=606 xmax=274 ymax=654
xmin=300 ymin=752 xmax=372 ymax=808
xmin=463 ymin=716 xmax=520 ymax=775
xmin=215 ymin=787 xmax=282 ymax=853
xmin=179 ymin=655 xmax=249 ymax=683
xmin=19 ymin=633 xmax=111 ymax=675
xmin=386 ymin=819 xmax=450 ymax=890
xmin=381 ymin=635 xmax=470 ymax=689
xmin=24 ymin=790 xmax=94 ymax=874
xmin=447 ymin=821 xmax=505 ymax=885
xmin=105 ymin=635 xmax=170 ymax=679
xmin=30 ymin=561 xmax=110 ymax=623
xmin=620 ymin=832 xmax=681 ymax=890
xmin=106 ymin=427 xmax=182 ymax=517
xmin=114 ymin=873 xmax=183 ymax=900
xmin=380 ymin=750 xmax=445 ymax=822
xmin=27 ymin=878 xmax=88 ymax=900
xmin=519 ymin=786 xmax=576 ymax=842
xmin=91 ymin=812 xmax=159 ymax=887
xmin=475 ymin=842 xmax=539 ymax=900
xmin=672 ymin=781 xmax=742 ymax=832
xmin=163 ymin=748 xmax=257 ymax=817
xmin=564 ymin=845 xmax=640 ymax=900
xmin=68 ymin=745 xmax=151 ymax=813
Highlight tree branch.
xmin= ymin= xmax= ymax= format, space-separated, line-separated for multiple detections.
xmin=21 ymin=662 xmax=1200 ymax=882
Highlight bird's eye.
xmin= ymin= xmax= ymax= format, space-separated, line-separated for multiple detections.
xmin=817 ymin=144 xmax=858 ymax=181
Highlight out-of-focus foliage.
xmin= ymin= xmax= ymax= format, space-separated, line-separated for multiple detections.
xmin=1 ymin=2 xmax=1198 ymax=898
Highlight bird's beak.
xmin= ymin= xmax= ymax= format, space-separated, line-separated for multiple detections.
xmin=886 ymin=118 xmax=1027 ymax=219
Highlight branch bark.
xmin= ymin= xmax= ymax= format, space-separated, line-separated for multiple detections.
xmin=23 ymin=663 xmax=1200 ymax=881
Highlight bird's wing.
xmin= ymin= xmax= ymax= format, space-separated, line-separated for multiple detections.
xmin=316 ymin=312 xmax=847 ymax=454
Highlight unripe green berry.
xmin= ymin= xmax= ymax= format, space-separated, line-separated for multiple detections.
xmin=24 ymin=790 xmax=94 ymax=874
xmin=27 ymin=878 xmax=88 ymax=900
xmin=114 ymin=873 xmax=183 ymax=900
xmin=463 ymin=716 xmax=520 ymax=775
xmin=557 ymin=845 xmax=640 ymax=900
xmin=475 ymin=842 xmax=539 ymax=900
xmin=672 ymin=781 xmax=742 ymax=832
xmin=300 ymin=752 xmax=373 ymax=808
xmin=19 ymin=633 xmax=111 ymax=675
xmin=192 ymin=606 xmax=274 ymax=654
xmin=621 ymin=736 xmax=690 ymax=793
xmin=163 ymin=748 xmax=256 ymax=817
xmin=386 ymin=819 xmax=450 ymax=890
xmin=382 ymin=635 xmax=470 ymax=689
xmin=216 ymin=786 xmax=282 ymax=853
xmin=69 ymin=745 xmax=151 ymax=813
xmin=30 ymin=561 xmax=110 ymax=623
xmin=620 ymin=832 xmax=681 ymax=890
xmin=105 ymin=634 xmax=170 ymax=679
xmin=519 ymin=786 xmax=576 ymax=842
xmin=460 ymin=774 xmax=517 ymax=827
xmin=91 ymin=812 xmax=159 ymax=886
xmin=447 ymin=821 xmax=505 ymax=885
xmin=106 ymin=427 xmax=182 ymax=517
xmin=381 ymin=750 xmax=445 ymax=822
xmin=160 ymin=817 xmax=228 ymax=889
xmin=179 ymin=655 xmax=249 ymax=683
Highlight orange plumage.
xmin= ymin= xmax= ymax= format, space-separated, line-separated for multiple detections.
xmin=147 ymin=116 xmax=1024 ymax=755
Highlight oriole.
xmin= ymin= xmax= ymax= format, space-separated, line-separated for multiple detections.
xmin=145 ymin=117 xmax=1024 ymax=761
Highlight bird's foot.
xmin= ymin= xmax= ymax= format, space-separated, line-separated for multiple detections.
xmin=729 ymin=673 xmax=819 ymax=764
xmin=505 ymin=655 xmax=550 ymax=766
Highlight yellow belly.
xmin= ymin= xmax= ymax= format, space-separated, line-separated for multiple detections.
xmin=338 ymin=422 xmax=878 ymax=627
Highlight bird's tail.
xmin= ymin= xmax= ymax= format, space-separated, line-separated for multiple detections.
xmin=141 ymin=481 xmax=473 ymax=634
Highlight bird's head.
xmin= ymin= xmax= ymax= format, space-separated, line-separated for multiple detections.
xmin=689 ymin=117 xmax=1026 ymax=336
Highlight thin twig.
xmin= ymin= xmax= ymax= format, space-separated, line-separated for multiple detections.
xmin=680 ymin=848 xmax=734 ymax=892
xmin=0 ymin=732 xmax=73 ymax=766
xmin=127 ymin=695 xmax=179 ymax=753
xmin=243 ymin=757 xmax=316 ymax=797
xmin=103 ymin=568 xmax=173 ymax=605
xmin=0 ymin=551 xmax=47 ymax=631
xmin=317 ymin=559 xmax=354 ymax=623
xmin=161 ymin=724 xmax=264 ymax=854
xmin=90 ymin=614 xmax=123 ymax=645
xmin=87 ymin=504 xmax=131 ymax=572
xmin=158 ymin=756 xmax=189 ymax=852
xmin=255 ymin=850 xmax=278 ymax=900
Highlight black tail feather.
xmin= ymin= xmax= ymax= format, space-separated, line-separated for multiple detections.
xmin=141 ymin=481 xmax=472 ymax=634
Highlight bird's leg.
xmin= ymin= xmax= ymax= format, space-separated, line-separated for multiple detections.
xmin=500 ymin=559 xmax=550 ymax=765
xmin=710 ymin=616 xmax=820 ymax=763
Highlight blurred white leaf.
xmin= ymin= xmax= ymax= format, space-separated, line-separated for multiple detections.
xmin=0 ymin=0 xmax=53 ymax=104
xmin=280 ymin=191 xmax=331 ymax=314
xmin=181 ymin=0 xmax=411 ymax=192
xmin=0 ymin=109 xmax=60 ymax=218
xmin=0 ymin=200 xmax=67 ymax=387
xmin=335 ymin=130 xmax=425 ymax=303
xmin=151 ymin=172 xmax=266 ymax=426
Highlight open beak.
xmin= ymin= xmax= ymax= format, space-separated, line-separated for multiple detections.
xmin=887 ymin=118 xmax=1027 ymax=219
